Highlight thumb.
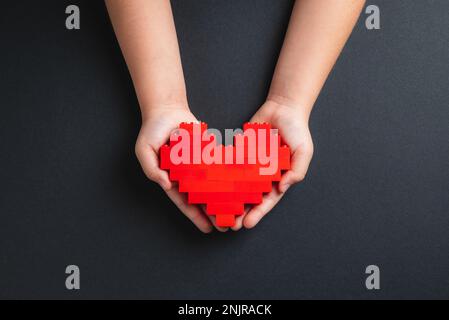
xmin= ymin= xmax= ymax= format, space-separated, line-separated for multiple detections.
xmin=249 ymin=112 xmax=264 ymax=124
xmin=279 ymin=146 xmax=313 ymax=193
xmin=135 ymin=144 xmax=172 ymax=191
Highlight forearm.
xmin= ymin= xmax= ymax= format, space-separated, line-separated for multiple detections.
xmin=105 ymin=0 xmax=187 ymax=118
xmin=268 ymin=0 xmax=365 ymax=118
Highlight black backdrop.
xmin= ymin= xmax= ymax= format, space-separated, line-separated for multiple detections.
xmin=0 ymin=0 xmax=448 ymax=299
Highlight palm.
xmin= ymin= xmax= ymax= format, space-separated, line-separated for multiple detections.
xmin=232 ymin=100 xmax=314 ymax=230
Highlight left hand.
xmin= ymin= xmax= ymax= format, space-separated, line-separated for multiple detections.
xmin=232 ymin=99 xmax=314 ymax=230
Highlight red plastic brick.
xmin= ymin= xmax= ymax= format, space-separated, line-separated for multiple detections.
xmin=159 ymin=122 xmax=291 ymax=227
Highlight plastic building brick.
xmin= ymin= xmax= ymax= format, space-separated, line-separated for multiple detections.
xmin=159 ymin=122 xmax=291 ymax=227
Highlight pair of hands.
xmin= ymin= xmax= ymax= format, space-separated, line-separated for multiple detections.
xmin=106 ymin=0 xmax=364 ymax=232
xmin=135 ymin=99 xmax=313 ymax=233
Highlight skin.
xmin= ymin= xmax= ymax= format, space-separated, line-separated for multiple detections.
xmin=105 ymin=0 xmax=366 ymax=233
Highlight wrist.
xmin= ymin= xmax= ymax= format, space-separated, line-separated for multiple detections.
xmin=140 ymin=100 xmax=190 ymax=122
xmin=265 ymin=94 xmax=312 ymax=122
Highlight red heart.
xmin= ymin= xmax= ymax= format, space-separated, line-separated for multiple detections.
xmin=160 ymin=122 xmax=291 ymax=227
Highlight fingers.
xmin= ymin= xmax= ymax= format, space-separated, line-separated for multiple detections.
xmin=231 ymin=215 xmax=244 ymax=231
xmin=208 ymin=216 xmax=229 ymax=232
xmin=279 ymin=145 xmax=313 ymax=193
xmin=243 ymin=187 xmax=284 ymax=229
xmin=231 ymin=205 xmax=250 ymax=231
xmin=135 ymin=136 xmax=213 ymax=233
xmin=135 ymin=143 xmax=172 ymax=191
xmin=199 ymin=205 xmax=229 ymax=232
xmin=166 ymin=188 xmax=213 ymax=233
xmin=136 ymin=142 xmax=229 ymax=233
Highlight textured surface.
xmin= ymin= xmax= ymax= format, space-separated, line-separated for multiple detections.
xmin=0 ymin=0 xmax=449 ymax=299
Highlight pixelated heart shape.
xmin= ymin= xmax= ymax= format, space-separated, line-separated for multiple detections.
xmin=160 ymin=122 xmax=291 ymax=227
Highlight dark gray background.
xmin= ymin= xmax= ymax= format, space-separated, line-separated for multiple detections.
xmin=0 ymin=0 xmax=448 ymax=299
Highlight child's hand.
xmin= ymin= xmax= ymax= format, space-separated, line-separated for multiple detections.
xmin=232 ymin=99 xmax=314 ymax=230
xmin=107 ymin=0 xmax=363 ymax=233
xmin=135 ymin=104 xmax=219 ymax=233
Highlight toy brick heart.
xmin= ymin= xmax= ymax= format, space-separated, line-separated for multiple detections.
xmin=159 ymin=122 xmax=291 ymax=227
